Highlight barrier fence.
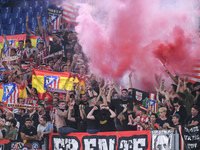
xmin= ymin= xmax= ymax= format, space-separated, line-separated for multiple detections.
xmin=0 ymin=126 xmax=199 ymax=150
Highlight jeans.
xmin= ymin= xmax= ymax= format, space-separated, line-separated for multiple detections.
xmin=58 ymin=126 xmax=77 ymax=135
xmin=86 ymin=129 xmax=101 ymax=134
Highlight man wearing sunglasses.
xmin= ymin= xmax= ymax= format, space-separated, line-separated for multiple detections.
xmin=173 ymin=97 xmax=187 ymax=125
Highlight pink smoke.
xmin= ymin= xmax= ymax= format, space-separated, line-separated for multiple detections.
xmin=76 ymin=0 xmax=200 ymax=91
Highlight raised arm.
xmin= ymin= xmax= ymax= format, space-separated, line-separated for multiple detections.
xmin=129 ymin=72 xmax=133 ymax=88
xmin=165 ymin=68 xmax=179 ymax=85
xmin=176 ymin=77 xmax=181 ymax=93
xmin=79 ymin=105 xmax=86 ymax=121
xmin=184 ymin=76 xmax=188 ymax=91
xmin=106 ymin=86 xmax=113 ymax=103
xmin=155 ymin=87 xmax=162 ymax=106
xmin=87 ymin=106 xmax=98 ymax=120
xmin=159 ymin=79 xmax=165 ymax=92
xmin=112 ymin=79 xmax=121 ymax=96
xmin=2 ymin=34 xmax=13 ymax=49
xmin=107 ymin=106 xmax=116 ymax=118
xmin=26 ymin=17 xmax=33 ymax=35
xmin=68 ymin=103 xmax=76 ymax=122
xmin=37 ymin=15 xmax=43 ymax=34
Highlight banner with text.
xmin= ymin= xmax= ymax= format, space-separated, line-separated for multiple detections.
xmin=49 ymin=131 xmax=151 ymax=150
xmin=0 ymin=140 xmax=42 ymax=150
xmin=181 ymin=125 xmax=200 ymax=150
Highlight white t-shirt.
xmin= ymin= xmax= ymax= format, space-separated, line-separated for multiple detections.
xmin=37 ymin=122 xmax=50 ymax=133
xmin=25 ymin=47 xmax=39 ymax=57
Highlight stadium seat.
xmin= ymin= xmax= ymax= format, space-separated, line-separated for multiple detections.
xmin=30 ymin=23 xmax=37 ymax=31
xmin=21 ymin=12 xmax=32 ymax=19
xmin=17 ymin=23 xmax=26 ymax=34
xmin=1 ymin=12 xmax=10 ymax=19
xmin=11 ymin=12 xmax=20 ymax=20
xmin=41 ymin=16 xmax=47 ymax=23
xmin=20 ymin=1 xmax=29 ymax=8
xmin=35 ymin=6 xmax=44 ymax=13
xmin=24 ymin=7 xmax=33 ymax=13
xmin=31 ymin=0 xmax=40 ymax=8
xmin=30 ymin=17 xmax=37 ymax=24
xmin=0 ymin=29 xmax=5 ymax=35
xmin=6 ymin=24 xmax=16 ymax=35
xmin=1 ymin=7 xmax=11 ymax=13
xmin=41 ymin=0 xmax=50 ymax=8
xmin=17 ymin=17 xmax=25 ymax=25
xmin=13 ymin=7 xmax=22 ymax=14
xmin=3 ymin=18 xmax=12 ymax=24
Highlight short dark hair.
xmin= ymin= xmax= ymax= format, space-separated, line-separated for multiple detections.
xmin=38 ymin=42 xmax=44 ymax=46
xmin=48 ymin=59 xmax=54 ymax=63
xmin=194 ymin=82 xmax=200 ymax=87
xmin=151 ymin=113 xmax=158 ymax=119
xmin=187 ymin=82 xmax=193 ymax=88
xmin=69 ymin=90 xmax=76 ymax=95
xmin=121 ymin=89 xmax=128 ymax=92
xmin=38 ymin=104 xmax=45 ymax=108
xmin=9 ymin=119 xmax=17 ymax=127
xmin=53 ymin=92 xmax=59 ymax=96
xmin=17 ymin=97 xmax=24 ymax=103
xmin=19 ymin=108 xmax=26 ymax=113
xmin=171 ymin=84 xmax=177 ymax=92
xmin=62 ymin=64 xmax=68 ymax=70
xmin=11 ymin=48 xmax=17 ymax=53
xmin=25 ymin=118 xmax=32 ymax=122
xmin=41 ymin=116 xmax=47 ymax=122
xmin=173 ymin=97 xmax=180 ymax=104
xmin=18 ymin=40 xmax=24 ymax=43
xmin=70 ymin=94 xmax=75 ymax=99
xmin=53 ymin=97 xmax=59 ymax=101
xmin=25 ymin=39 xmax=31 ymax=44
xmin=58 ymin=100 xmax=65 ymax=105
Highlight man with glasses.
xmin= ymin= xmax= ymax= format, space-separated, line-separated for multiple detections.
xmin=172 ymin=97 xmax=187 ymax=125
xmin=2 ymin=34 xmax=29 ymax=64
xmin=110 ymin=89 xmax=134 ymax=131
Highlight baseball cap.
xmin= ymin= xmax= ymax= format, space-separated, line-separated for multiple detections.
xmin=171 ymin=114 xmax=180 ymax=119
xmin=9 ymin=119 xmax=17 ymax=127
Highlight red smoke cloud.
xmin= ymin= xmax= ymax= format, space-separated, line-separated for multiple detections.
xmin=76 ymin=0 xmax=199 ymax=91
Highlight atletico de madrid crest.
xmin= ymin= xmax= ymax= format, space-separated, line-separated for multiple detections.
xmin=44 ymin=75 xmax=60 ymax=90
xmin=136 ymin=91 xmax=142 ymax=101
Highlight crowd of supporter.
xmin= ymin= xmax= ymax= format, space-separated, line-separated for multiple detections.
xmin=0 ymin=11 xmax=200 ymax=149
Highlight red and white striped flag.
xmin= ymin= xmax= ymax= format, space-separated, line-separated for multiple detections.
xmin=62 ymin=3 xmax=77 ymax=24
xmin=179 ymin=59 xmax=200 ymax=83
xmin=48 ymin=8 xmax=62 ymax=30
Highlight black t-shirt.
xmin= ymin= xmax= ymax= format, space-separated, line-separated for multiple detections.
xmin=64 ymin=41 xmax=76 ymax=54
xmin=21 ymin=125 xmax=37 ymax=136
xmin=156 ymin=118 xmax=173 ymax=128
xmin=31 ymin=111 xmax=51 ymax=129
xmin=173 ymin=105 xmax=187 ymax=125
xmin=65 ymin=105 xmax=79 ymax=129
xmin=49 ymin=41 xmax=62 ymax=54
xmin=185 ymin=114 xmax=200 ymax=126
xmin=122 ymin=112 xmax=137 ymax=131
xmin=94 ymin=110 xmax=116 ymax=132
xmin=84 ymin=106 xmax=100 ymax=130
xmin=192 ymin=90 xmax=200 ymax=108
xmin=15 ymin=114 xmax=29 ymax=129
xmin=110 ymin=98 xmax=133 ymax=125
xmin=15 ymin=113 xmax=29 ymax=140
